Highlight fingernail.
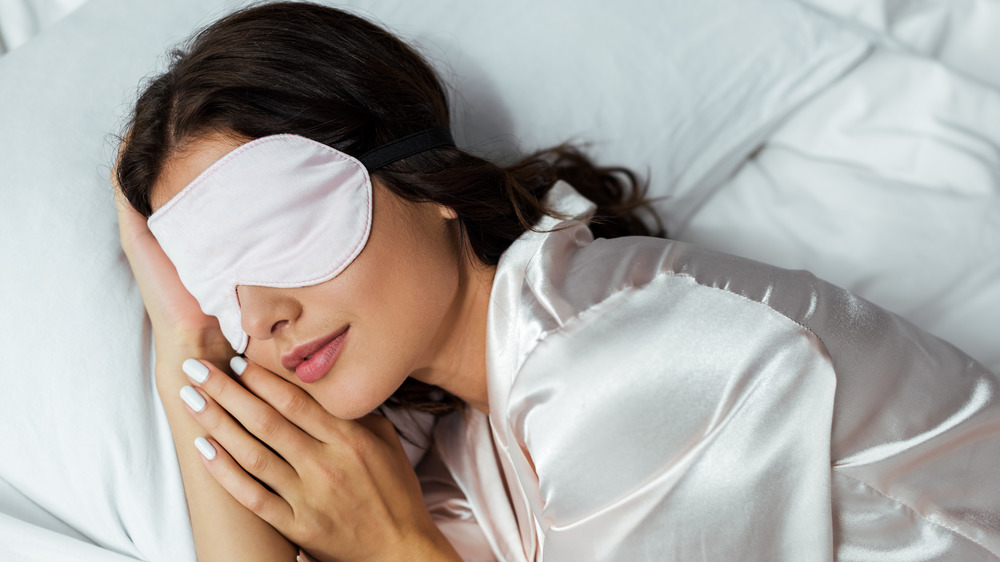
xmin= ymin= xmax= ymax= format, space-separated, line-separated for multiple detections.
xmin=194 ymin=437 xmax=216 ymax=460
xmin=182 ymin=358 xmax=210 ymax=383
xmin=180 ymin=385 xmax=206 ymax=412
xmin=230 ymin=356 xmax=248 ymax=376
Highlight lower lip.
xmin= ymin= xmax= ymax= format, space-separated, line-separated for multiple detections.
xmin=295 ymin=328 xmax=348 ymax=384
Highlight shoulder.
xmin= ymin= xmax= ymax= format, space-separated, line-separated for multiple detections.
xmin=495 ymin=256 xmax=839 ymax=550
xmin=482 ymin=185 xmax=848 ymax=553
xmin=487 ymin=181 xmax=830 ymax=387
xmin=487 ymin=185 xmax=839 ymax=509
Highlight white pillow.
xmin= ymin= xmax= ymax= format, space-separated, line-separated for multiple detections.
xmin=399 ymin=0 xmax=870 ymax=232
xmin=0 ymin=0 xmax=88 ymax=55
xmin=0 ymin=0 xmax=867 ymax=558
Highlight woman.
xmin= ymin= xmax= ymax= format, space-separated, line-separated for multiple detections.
xmin=115 ymin=2 xmax=1000 ymax=561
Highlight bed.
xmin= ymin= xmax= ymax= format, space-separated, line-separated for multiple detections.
xmin=0 ymin=0 xmax=997 ymax=559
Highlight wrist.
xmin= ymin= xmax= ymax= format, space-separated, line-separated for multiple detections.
xmin=306 ymin=526 xmax=459 ymax=562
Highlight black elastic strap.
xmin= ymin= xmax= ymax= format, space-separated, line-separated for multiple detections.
xmin=358 ymin=127 xmax=455 ymax=171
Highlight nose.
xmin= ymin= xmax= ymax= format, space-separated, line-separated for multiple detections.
xmin=236 ymin=285 xmax=301 ymax=341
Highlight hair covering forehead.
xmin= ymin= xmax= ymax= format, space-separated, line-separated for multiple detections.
xmin=148 ymin=134 xmax=372 ymax=353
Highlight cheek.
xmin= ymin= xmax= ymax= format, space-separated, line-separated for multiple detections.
xmin=357 ymin=246 xmax=458 ymax=351
xmin=338 ymin=222 xmax=461 ymax=377
xmin=391 ymin=230 xmax=460 ymax=324
xmin=358 ymin=215 xmax=460 ymax=322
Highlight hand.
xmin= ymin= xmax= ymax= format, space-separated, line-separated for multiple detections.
xmin=114 ymin=148 xmax=299 ymax=560
xmin=179 ymin=357 xmax=461 ymax=562
xmin=113 ymin=172 xmax=228 ymax=354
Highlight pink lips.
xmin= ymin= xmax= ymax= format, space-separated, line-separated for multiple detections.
xmin=281 ymin=327 xmax=349 ymax=383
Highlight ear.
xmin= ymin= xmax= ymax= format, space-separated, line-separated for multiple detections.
xmin=436 ymin=204 xmax=458 ymax=220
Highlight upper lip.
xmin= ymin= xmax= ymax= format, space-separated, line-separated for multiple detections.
xmin=280 ymin=326 xmax=348 ymax=372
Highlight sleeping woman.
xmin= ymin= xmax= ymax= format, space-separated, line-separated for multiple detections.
xmin=113 ymin=2 xmax=1000 ymax=561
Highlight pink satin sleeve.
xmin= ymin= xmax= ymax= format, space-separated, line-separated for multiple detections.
xmin=497 ymin=273 xmax=840 ymax=560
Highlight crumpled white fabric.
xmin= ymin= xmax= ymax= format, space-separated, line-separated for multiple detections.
xmin=677 ymin=47 xmax=1000 ymax=374
xmin=433 ymin=182 xmax=1000 ymax=561
xmin=798 ymin=0 xmax=1000 ymax=91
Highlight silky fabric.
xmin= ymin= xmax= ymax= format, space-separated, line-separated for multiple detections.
xmin=432 ymin=181 xmax=1000 ymax=561
xmin=148 ymin=134 xmax=372 ymax=353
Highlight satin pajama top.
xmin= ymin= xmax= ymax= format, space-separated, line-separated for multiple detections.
xmin=424 ymin=181 xmax=1000 ymax=561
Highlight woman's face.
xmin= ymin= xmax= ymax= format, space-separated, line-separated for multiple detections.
xmin=152 ymin=134 xmax=473 ymax=419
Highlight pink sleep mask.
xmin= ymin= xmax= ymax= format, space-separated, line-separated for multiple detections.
xmin=147 ymin=129 xmax=454 ymax=353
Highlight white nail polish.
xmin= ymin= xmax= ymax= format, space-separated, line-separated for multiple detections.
xmin=182 ymin=358 xmax=210 ymax=383
xmin=180 ymin=385 xmax=206 ymax=412
xmin=194 ymin=437 xmax=216 ymax=460
xmin=230 ymin=356 xmax=248 ymax=376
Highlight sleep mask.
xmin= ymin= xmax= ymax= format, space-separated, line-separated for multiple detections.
xmin=148 ymin=128 xmax=454 ymax=353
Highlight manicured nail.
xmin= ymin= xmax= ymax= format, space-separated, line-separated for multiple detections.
xmin=230 ymin=356 xmax=248 ymax=376
xmin=182 ymin=358 xmax=210 ymax=383
xmin=180 ymin=385 xmax=206 ymax=412
xmin=194 ymin=437 xmax=216 ymax=460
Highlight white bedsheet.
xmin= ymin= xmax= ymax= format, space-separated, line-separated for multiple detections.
xmin=0 ymin=477 xmax=137 ymax=562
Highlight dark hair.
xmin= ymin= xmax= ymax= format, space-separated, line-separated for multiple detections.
xmin=116 ymin=1 xmax=663 ymax=414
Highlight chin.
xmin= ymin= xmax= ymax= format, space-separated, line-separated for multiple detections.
xmin=320 ymin=383 xmax=401 ymax=420
xmin=319 ymin=400 xmax=377 ymax=421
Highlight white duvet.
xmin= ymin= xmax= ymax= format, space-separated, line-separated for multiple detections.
xmin=0 ymin=0 xmax=997 ymax=560
xmin=680 ymin=47 xmax=1000 ymax=373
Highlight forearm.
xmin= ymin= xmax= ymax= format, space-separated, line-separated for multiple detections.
xmin=156 ymin=343 xmax=298 ymax=562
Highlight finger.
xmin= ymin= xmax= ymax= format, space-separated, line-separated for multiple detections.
xmin=355 ymin=414 xmax=417 ymax=484
xmin=114 ymin=190 xmax=193 ymax=310
xmin=179 ymin=382 xmax=298 ymax=494
xmin=183 ymin=358 xmax=313 ymax=462
xmin=351 ymin=415 xmax=428 ymax=517
xmin=356 ymin=413 xmax=404 ymax=452
xmin=115 ymin=193 xmax=152 ymax=250
xmin=115 ymin=194 xmax=225 ymax=341
xmin=111 ymin=152 xmax=183 ymax=293
xmin=113 ymin=168 xmax=154 ymax=250
xmin=193 ymin=436 xmax=294 ymax=530
xmin=112 ymin=131 xmax=155 ymax=251
xmin=232 ymin=356 xmax=346 ymax=440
